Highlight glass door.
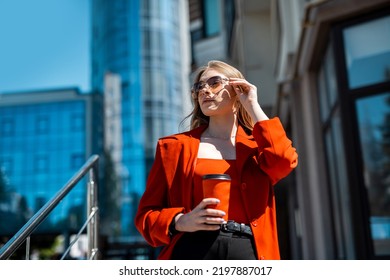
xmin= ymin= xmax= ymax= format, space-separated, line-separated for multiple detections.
xmin=341 ymin=13 xmax=390 ymax=257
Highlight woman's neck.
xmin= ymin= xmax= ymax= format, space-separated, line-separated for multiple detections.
xmin=206 ymin=114 xmax=238 ymax=140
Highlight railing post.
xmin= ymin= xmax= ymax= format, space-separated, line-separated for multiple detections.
xmin=87 ymin=160 xmax=99 ymax=259
xmin=25 ymin=236 xmax=30 ymax=260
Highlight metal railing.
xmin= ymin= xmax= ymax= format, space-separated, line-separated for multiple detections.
xmin=0 ymin=154 xmax=100 ymax=260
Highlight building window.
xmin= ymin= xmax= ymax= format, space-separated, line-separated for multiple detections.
xmin=343 ymin=15 xmax=390 ymax=89
xmin=334 ymin=10 xmax=390 ymax=258
xmin=1 ymin=118 xmax=14 ymax=137
xmin=356 ymin=92 xmax=390 ymax=256
xmin=36 ymin=116 xmax=49 ymax=134
xmin=71 ymin=114 xmax=84 ymax=131
xmin=342 ymin=13 xmax=390 ymax=258
xmin=203 ymin=0 xmax=221 ymax=37
xmin=35 ymin=155 xmax=48 ymax=173
xmin=1 ymin=158 xmax=13 ymax=176
xmin=71 ymin=154 xmax=85 ymax=169
xmin=318 ymin=41 xmax=354 ymax=259
xmin=317 ymin=11 xmax=390 ymax=257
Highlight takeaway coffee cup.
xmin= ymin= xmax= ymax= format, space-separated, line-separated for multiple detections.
xmin=202 ymin=174 xmax=231 ymax=219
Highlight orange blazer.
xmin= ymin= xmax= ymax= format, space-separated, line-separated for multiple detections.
xmin=135 ymin=117 xmax=298 ymax=260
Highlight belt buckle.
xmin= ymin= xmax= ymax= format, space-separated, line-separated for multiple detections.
xmin=221 ymin=220 xmax=237 ymax=233
xmin=221 ymin=220 xmax=252 ymax=236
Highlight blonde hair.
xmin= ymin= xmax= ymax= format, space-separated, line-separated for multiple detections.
xmin=181 ymin=60 xmax=254 ymax=134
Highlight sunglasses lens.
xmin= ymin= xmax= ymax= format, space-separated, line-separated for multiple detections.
xmin=207 ymin=76 xmax=223 ymax=89
xmin=194 ymin=81 xmax=206 ymax=92
xmin=192 ymin=76 xmax=225 ymax=94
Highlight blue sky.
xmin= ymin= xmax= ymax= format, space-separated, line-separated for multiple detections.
xmin=0 ymin=0 xmax=90 ymax=93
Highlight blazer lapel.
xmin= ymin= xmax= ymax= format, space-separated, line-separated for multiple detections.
xmin=178 ymin=125 xmax=206 ymax=210
xmin=235 ymin=126 xmax=258 ymax=180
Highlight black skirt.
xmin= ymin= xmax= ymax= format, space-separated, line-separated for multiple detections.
xmin=170 ymin=230 xmax=257 ymax=260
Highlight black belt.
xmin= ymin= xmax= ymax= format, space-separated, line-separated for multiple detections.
xmin=220 ymin=220 xmax=252 ymax=236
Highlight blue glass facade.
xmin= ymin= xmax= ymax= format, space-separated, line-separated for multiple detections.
xmin=91 ymin=0 xmax=189 ymax=236
xmin=0 ymin=89 xmax=100 ymax=236
xmin=91 ymin=0 xmax=145 ymax=236
xmin=140 ymin=0 xmax=190 ymax=171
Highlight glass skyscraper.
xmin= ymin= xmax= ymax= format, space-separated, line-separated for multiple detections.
xmin=91 ymin=0 xmax=190 ymax=237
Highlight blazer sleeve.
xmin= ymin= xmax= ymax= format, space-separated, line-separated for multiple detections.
xmin=252 ymin=117 xmax=298 ymax=185
xmin=134 ymin=141 xmax=185 ymax=247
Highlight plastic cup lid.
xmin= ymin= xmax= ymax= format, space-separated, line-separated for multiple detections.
xmin=202 ymin=174 xmax=231 ymax=180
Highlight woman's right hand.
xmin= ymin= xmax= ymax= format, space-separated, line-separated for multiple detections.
xmin=174 ymin=198 xmax=226 ymax=232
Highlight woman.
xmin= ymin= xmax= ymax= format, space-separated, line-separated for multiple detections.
xmin=135 ymin=60 xmax=298 ymax=260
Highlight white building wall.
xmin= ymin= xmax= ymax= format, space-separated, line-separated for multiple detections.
xmin=231 ymin=0 xmax=278 ymax=115
xmin=178 ymin=0 xmax=192 ymax=129
xmin=104 ymin=72 xmax=123 ymax=175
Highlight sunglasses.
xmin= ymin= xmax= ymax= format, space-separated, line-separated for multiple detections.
xmin=192 ymin=76 xmax=229 ymax=95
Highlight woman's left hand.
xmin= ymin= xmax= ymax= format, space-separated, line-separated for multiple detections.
xmin=229 ymin=78 xmax=269 ymax=122
xmin=229 ymin=78 xmax=258 ymax=109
